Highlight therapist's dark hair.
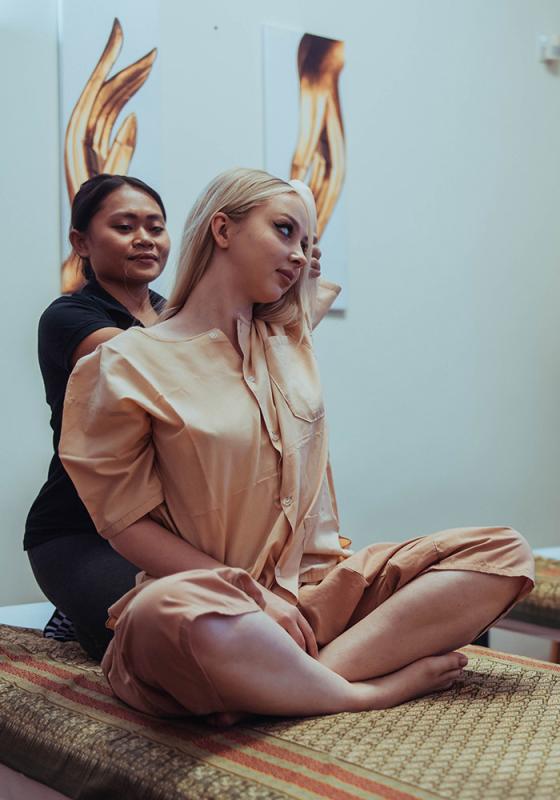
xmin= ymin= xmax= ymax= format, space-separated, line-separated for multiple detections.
xmin=70 ymin=174 xmax=167 ymax=281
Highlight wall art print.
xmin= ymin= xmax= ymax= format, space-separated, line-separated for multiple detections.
xmin=264 ymin=26 xmax=347 ymax=309
xmin=58 ymin=0 xmax=161 ymax=293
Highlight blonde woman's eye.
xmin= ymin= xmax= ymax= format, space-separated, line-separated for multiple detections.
xmin=275 ymin=222 xmax=292 ymax=237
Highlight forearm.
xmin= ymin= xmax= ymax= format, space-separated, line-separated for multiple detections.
xmin=109 ymin=514 xmax=222 ymax=578
xmin=111 ymin=515 xmax=318 ymax=655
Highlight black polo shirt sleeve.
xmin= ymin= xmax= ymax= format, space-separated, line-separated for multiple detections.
xmin=39 ymin=295 xmax=119 ymax=373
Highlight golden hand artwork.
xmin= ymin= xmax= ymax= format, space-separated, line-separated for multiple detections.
xmin=290 ymin=35 xmax=345 ymax=240
xmin=62 ymin=18 xmax=157 ymax=292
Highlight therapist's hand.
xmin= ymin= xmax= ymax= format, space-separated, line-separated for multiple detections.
xmin=259 ymin=585 xmax=318 ymax=658
xmin=309 ymin=237 xmax=321 ymax=280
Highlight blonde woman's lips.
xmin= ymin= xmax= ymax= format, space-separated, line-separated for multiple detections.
xmin=277 ymin=268 xmax=296 ymax=283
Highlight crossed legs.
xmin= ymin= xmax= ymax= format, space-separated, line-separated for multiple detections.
xmin=104 ymin=528 xmax=534 ymax=719
xmin=193 ymin=569 xmax=525 ymax=717
xmin=318 ymin=569 xmax=527 ymax=681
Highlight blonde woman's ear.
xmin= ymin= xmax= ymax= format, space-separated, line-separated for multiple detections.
xmin=210 ymin=212 xmax=231 ymax=249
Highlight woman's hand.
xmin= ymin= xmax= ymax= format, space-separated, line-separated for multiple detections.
xmin=309 ymin=237 xmax=321 ymax=280
xmin=259 ymin=585 xmax=318 ymax=658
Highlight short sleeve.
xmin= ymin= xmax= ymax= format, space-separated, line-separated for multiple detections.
xmin=311 ymin=279 xmax=341 ymax=329
xmin=39 ymin=295 xmax=118 ymax=373
xmin=59 ymin=343 xmax=164 ymax=539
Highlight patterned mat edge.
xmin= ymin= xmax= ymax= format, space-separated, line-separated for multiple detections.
xmin=1 ymin=628 xmax=559 ymax=800
xmin=532 ymin=556 xmax=560 ymax=577
xmin=462 ymin=644 xmax=560 ymax=672
xmin=0 ymin=626 xmax=449 ymax=800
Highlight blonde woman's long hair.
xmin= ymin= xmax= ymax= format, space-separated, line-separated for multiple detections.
xmin=162 ymin=168 xmax=315 ymax=330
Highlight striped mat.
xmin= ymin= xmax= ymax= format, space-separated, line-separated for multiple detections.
xmin=507 ymin=555 xmax=560 ymax=628
xmin=0 ymin=625 xmax=559 ymax=799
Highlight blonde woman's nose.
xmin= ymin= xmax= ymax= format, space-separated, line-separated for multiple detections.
xmin=289 ymin=250 xmax=306 ymax=267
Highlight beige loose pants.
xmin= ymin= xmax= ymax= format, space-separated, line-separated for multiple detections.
xmin=102 ymin=526 xmax=534 ymax=717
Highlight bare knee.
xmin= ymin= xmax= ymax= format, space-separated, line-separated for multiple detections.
xmin=190 ymin=611 xmax=265 ymax=672
xmin=461 ymin=572 xmax=527 ymax=644
xmin=481 ymin=571 xmax=527 ymax=606
xmin=191 ymin=613 xmax=241 ymax=657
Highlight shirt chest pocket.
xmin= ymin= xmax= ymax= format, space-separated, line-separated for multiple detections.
xmin=265 ymin=336 xmax=325 ymax=424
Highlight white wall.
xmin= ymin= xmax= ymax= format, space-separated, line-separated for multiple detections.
xmin=1 ymin=0 xmax=61 ymax=604
xmin=1 ymin=0 xmax=559 ymax=606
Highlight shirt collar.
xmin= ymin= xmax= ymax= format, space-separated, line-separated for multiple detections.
xmin=81 ymin=276 xmax=165 ymax=320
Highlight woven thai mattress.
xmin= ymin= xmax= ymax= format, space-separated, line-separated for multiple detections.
xmin=507 ymin=556 xmax=560 ymax=629
xmin=0 ymin=624 xmax=559 ymax=800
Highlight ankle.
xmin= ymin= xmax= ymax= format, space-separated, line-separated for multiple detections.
xmin=349 ymin=680 xmax=391 ymax=712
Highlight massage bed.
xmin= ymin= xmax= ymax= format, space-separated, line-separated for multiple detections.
xmin=1 ymin=616 xmax=559 ymax=800
xmin=495 ymin=549 xmax=560 ymax=662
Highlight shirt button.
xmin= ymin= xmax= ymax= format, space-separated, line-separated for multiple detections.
xmin=208 ymin=331 xmax=219 ymax=340
xmin=247 ymin=375 xmax=256 ymax=384
xmin=270 ymin=431 xmax=279 ymax=441
xmin=281 ymin=496 xmax=293 ymax=507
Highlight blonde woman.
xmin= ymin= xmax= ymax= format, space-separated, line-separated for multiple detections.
xmin=59 ymin=168 xmax=533 ymax=721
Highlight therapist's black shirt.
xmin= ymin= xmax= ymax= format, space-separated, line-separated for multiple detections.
xmin=24 ymin=277 xmax=165 ymax=550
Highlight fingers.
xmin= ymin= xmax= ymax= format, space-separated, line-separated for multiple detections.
xmin=278 ymin=609 xmax=318 ymax=657
xmin=309 ymin=238 xmax=321 ymax=279
xmin=285 ymin=619 xmax=307 ymax=651
xmin=261 ymin=589 xmax=318 ymax=657
xmin=309 ymin=263 xmax=321 ymax=279
xmin=298 ymin=613 xmax=319 ymax=658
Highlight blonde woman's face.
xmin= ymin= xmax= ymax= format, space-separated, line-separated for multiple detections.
xmin=226 ymin=193 xmax=309 ymax=305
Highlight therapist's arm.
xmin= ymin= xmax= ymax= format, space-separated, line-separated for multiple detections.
xmin=70 ymin=327 xmax=123 ymax=368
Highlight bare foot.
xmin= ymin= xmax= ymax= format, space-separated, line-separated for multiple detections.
xmin=354 ymin=651 xmax=468 ymax=710
xmin=205 ymin=711 xmax=248 ymax=728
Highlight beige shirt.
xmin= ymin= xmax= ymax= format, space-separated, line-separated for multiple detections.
xmin=59 ymin=280 xmax=351 ymax=600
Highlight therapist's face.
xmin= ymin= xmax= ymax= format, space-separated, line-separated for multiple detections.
xmin=71 ymin=185 xmax=170 ymax=287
